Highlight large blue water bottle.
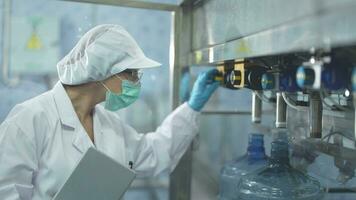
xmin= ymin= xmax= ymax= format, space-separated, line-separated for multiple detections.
xmin=218 ymin=133 xmax=267 ymax=200
xmin=236 ymin=139 xmax=324 ymax=200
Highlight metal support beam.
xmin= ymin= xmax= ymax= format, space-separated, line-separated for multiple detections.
xmin=169 ymin=12 xmax=181 ymax=111
xmin=252 ymin=91 xmax=262 ymax=123
xmin=59 ymin=0 xmax=179 ymax=11
xmin=354 ymin=93 xmax=356 ymax=144
xmin=0 ymin=0 xmax=19 ymax=86
xmin=169 ymin=4 xmax=194 ymax=200
xmin=1 ymin=0 xmax=11 ymax=85
xmin=309 ymin=92 xmax=323 ymax=138
xmin=276 ymin=92 xmax=287 ymax=128
xmin=169 ymin=8 xmax=191 ymax=200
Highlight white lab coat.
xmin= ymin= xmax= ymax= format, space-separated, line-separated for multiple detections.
xmin=0 ymin=82 xmax=200 ymax=200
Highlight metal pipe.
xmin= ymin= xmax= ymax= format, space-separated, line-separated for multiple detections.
xmin=309 ymin=91 xmax=323 ymax=138
xmin=252 ymin=91 xmax=262 ymax=123
xmin=1 ymin=0 xmax=11 ymax=85
xmin=59 ymin=0 xmax=179 ymax=11
xmin=169 ymin=11 xmax=181 ymax=112
xmin=276 ymin=92 xmax=287 ymax=128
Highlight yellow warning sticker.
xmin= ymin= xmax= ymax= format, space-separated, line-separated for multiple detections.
xmin=26 ymin=17 xmax=43 ymax=50
xmin=195 ymin=51 xmax=203 ymax=64
xmin=26 ymin=32 xmax=42 ymax=50
xmin=236 ymin=40 xmax=251 ymax=54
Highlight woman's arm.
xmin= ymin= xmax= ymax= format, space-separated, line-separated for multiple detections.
xmin=123 ymin=102 xmax=200 ymax=177
xmin=0 ymin=121 xmax=38 ymax=200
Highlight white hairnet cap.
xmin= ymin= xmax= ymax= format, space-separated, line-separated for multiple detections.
xmin=57 ymin=24 xmax=161 ymax=85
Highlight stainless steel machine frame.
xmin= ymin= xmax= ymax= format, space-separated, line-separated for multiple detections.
xmin=177 ymin=0 xmax=356 ymax=198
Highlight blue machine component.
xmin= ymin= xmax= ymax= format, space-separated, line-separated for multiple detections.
xmin=218 ymin=134 xmax=267 ymax=200
xmin=261 ymin=70 xmax=300 ymax=92
xmin=296 ymin=66 xmax=315 ymax=89
xmin=261 ymin=73 xmax=275 ymax=90
xmin=297 ymin=58 xmax=350 ymax=91
xmin=321 ymin=59 xmax=349 ymax=91
xmin=279 ymin=69 xmax=301 ymax=92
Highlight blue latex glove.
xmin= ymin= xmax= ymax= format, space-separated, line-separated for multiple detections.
xmin=188 ymin=69 xmax=220 ymax=111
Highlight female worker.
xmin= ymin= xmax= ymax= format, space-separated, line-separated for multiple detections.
xmin=0 ymin=24 xmax=219 ymax=199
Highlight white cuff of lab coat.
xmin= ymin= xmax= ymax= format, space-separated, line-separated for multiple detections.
xmin=182 ymin=102 xmax=200 ymax=124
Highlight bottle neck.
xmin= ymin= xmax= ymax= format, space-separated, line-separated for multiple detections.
xmin=269 ymin=156 xmax=289 ymax=165
xmin=247 ymin=135 xmax=266 ymax=161
xmin=269 ymin=140 xmax=290 ymax=165
xmin=247 ymin=150 xmax=266 ymax=161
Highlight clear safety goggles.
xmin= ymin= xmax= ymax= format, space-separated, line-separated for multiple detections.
xmin=117 ymin=69 xmax=143 ymax=85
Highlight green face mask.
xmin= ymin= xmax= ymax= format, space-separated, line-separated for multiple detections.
xmin=102 ymin=80 xmax=141 ymax=111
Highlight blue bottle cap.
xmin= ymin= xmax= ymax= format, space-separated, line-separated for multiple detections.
xmin=296 ymin=66 xmax=315 ymax=88
xmin=248 ymin=133 xmax=266 ymax=160
xmin=261 ymin=73 xmax=275 ymax=90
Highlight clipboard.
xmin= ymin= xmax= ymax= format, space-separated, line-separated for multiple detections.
xmin=53 ymin=147 xmax=136 ymax=200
